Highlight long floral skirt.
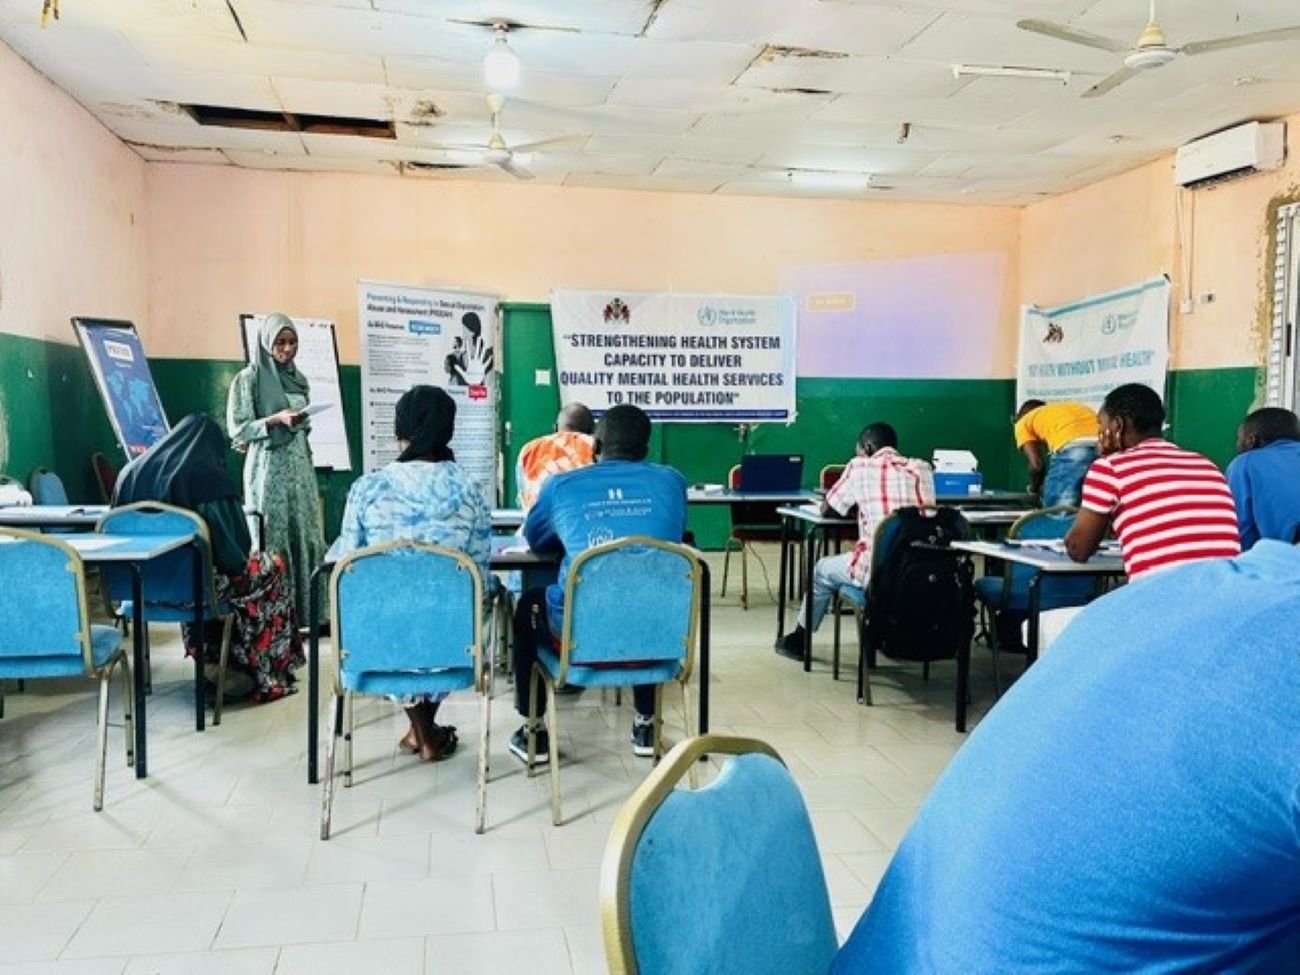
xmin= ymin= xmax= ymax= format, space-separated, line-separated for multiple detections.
xmin=184 ymin=552 xmax=304 ymax=703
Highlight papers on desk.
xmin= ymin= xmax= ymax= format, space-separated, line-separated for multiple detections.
xmin=798 ymin=502 xmax=823 ymax=516
xmin=1006 ymin=538 xmax=1121 ymax=556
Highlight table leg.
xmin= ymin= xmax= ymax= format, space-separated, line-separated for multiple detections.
xmin=192 ymin=541 xmax=205 ymax=733
xmin=307 ymin=566 xmax=323 ymax=784
xmin=775 ymin=515 xmax=790 ymax=644
xmin=130 ymin=566 xmax=148 ymax=778
xmin=1027 ymin=571 xmax=1042 ymax=666
xmin=699 ymin=563 xmax=711 ymax=735
xmin=803 ymin=526 xmax=816 ymax=674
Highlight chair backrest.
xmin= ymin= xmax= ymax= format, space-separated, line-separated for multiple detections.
xmin=29 ymin=467 xmax=69 ymax=505
xmin=819 ymin=463 xmax=844 ymax=491
xmin=90 ymin=452 xmax=118 ymax=503
xmin=1005 ymin=506 xmax=1097 ymax=607
xmin=330 ymin=540 xmax=484 ymax=687
xmin=0 ymin=528 xmax=94 ymax=676
xmin=559 ymin=537 xmax=701 ymax=682
xmin=601 ymin=735 xmax=838 ymax=975
xmin=96 ymin=502 xmax=215 ymax=611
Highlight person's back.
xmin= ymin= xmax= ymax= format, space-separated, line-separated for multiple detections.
xmin=1227 ymin=408 xmax=1300 ymax=548
xmin=833 ymin=543 xmax=1300 ymax=973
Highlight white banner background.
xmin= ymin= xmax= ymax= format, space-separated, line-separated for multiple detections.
xmin=1017 ymin=276 xmax=1170 ymax=408
xmin=358 ymin=281 xmax=497 ymax=504
xmin=551 ymin=290 xmax=796 ymax=422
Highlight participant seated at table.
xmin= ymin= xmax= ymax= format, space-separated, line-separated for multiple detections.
xmin=775 ymin=423 xmax=934 ymax=659
xmin=1227 ymin=406 xmax=1300 ymax=549
xmin=113 ymin=414 xmax=303 ymax=703
xmin=1065 ymin=383 xmax=1240 ymax=576
xmin=831 ymin=541 xmax=1300 ymax=972
xmin=1012 ymin=398 xmax=1099 ymax=506
xmin=508 ymin=404 xmax=687 ymax=762
xmin=327 ymin=385 xmax=490 ymax=762
xmin=516 ymin=402 xmax=596 ymax=511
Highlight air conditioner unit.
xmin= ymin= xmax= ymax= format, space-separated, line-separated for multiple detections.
xmin=1175 ymin=121 xmax=1285 ymax=189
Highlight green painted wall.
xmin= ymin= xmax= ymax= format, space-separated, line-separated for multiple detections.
xmin=0 ymin=326 xmax=1263 ymax=549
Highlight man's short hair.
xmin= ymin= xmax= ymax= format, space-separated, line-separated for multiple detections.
xmin=1101 ymin=384 xmax=1164 ymax=435
xmin=858 ymin=422 xmax=899 ymax=453
xmin=596 ymin=404 xmax=651 ymax=460
xmin=557 ymin=402 xmax=595 ymax=435
xmin=1241 ymin=407 xmax=1300 ymax=446
xmin=1016 ymin=399 xmax=1046 ymax=420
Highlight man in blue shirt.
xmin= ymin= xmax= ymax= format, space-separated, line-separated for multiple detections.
xmin=1227 ymin=407 xmax=1300 ymax=548
xmin=509 ymin=404 xmax=688 ymax=763
xmin=832 ymin=543 xmax=1300 ymax=973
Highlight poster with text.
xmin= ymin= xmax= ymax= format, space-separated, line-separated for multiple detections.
xmin=1017 ymin=276 xmax=1171 ymax=409
xmin=72 ymin=318 xmax=169 ymax=459
xmin=241 ymin=314 xmax=352 ymax=471
xmin=358 ymin=281 xmax=497 ymax=503
xmin=551 ymin=290 xmax=796 ymax=422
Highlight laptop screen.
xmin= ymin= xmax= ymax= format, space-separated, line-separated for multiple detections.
xmin=738 ymin=454 xmax=804 ymax=492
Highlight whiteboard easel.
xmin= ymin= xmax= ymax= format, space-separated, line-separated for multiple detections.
xmin=239 ymin=314 xmax=352 ymax=471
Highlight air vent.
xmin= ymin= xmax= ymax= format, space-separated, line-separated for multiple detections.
xmin=182 ymin=104 xmax=395 ymax=139
xmin=401 ymin=161 xmax=476 ymax=175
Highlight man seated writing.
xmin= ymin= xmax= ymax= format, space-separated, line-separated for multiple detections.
xmin=509 ymin=404 xmax=687 ymax=762
xmin=776 ymin=423 xmax=933 ymax=659
xmin=1227 ymin=406 xmax=1300 ymax=549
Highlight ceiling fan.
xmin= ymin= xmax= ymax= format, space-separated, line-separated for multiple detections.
xmin=1019 ymin=0 xmax=1300 ymax=98
xmin=438 ymin=93 xmax=580 ymax=180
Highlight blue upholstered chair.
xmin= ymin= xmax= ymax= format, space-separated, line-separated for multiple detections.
xmin=974 ymin=506 xmax=1097 ymax=695
xmin=524 ymin=536 xmax=703 ymax=826
xmin=0 ymin=528 xmax=134 ymax=810
xmin=28 ymin=467 xmax=70 ymax=506
xmin=600 ymin=734 xmax=837 ymax=975
xmin=322 ymin=541 xmax=490 ymax=838
xmin=96 ymin=502 xmax=233 ymax=726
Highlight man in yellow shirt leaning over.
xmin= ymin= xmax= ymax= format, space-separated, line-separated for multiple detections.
xmin=1013 ymin=399 xmax=1099 ymax=507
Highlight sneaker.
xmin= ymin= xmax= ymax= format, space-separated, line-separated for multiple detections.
xmin=774 ymin=630 xmax=806 ymax=661
xmin=508 ymin=725 xmax=549 ymax=766
xmin=630 ymin=719 xmax=656 ymax=758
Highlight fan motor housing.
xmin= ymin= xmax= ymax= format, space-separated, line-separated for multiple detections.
xmin=1124 ymin=46 xmax=1176 ymax=70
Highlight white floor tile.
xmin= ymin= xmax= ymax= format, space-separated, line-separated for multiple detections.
xmin=357 ymin=876 xmax=495 ymax=939
xmin=63 ymin=890 xmax=231 ymax=958
xmin=492 ymin=869 xmax=600 ymax=931
xmin=36 ymin=850 xmax=190 ymax=903
xmin=0 ymin=852 xmax=66 ymax=904
xmin=214 ymin=883 xmax=362 ymax=949
xmin=0 ymin=900 xmax=95 ymax=963
xmin=424 ymin=929 xmax=572 ymax=975
xmin=119 ymin=947 xmax=278 ymax=975
xmin=276 ymin=937 xmax=424 ymax=975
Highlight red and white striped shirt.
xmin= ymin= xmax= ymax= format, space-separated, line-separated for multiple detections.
xmin=1080 ymin=438 xmax=1241 ymax=578
xmin=826 ymin=447 xmax=935 ymax=584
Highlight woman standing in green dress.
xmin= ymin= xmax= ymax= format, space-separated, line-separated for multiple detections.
xmin=227 ymin=313 xmax=326 ymax=624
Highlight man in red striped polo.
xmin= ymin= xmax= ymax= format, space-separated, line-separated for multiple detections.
xmin=1065 ymin=384 xmax=1240 ymax=576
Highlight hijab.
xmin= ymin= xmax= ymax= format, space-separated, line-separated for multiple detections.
xmin=252 ymin=313 xmax=310 ymax=448
xmin=395 ymin=385 xmax=456 ymax=463
xmin=114 ymin=413 xmax=240 ymax=509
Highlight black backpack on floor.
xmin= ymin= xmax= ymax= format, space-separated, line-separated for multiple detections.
xmin=865 ymin=506 xmax=975 ymax=664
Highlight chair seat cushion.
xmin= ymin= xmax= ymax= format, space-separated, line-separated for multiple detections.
xmin=90 ymin=625 xmax=125 ymax=670
xmin=974 ymin=576 xmax=1005 ymax=607
xmin=974 ymin=576 xmax=1093 ymax=613
xmin=343 ymin=667 xmax=475 ymax=697
xmin=537 ymin=648 xmax=681 ymax=689
xmin=0 ymin=625 xmax=124 ymax=679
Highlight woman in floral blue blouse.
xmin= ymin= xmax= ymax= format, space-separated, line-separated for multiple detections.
xmin=328 ymin=385 xmax=490 ymax=761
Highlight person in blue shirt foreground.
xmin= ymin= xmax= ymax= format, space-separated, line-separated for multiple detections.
xmin=508 ymin=404 xmax=688 ymax=764
xmin=832 ymin=542 xmax=1300 ymax=973
xmin=1227 ymin=406 xmax=1300 ymax=548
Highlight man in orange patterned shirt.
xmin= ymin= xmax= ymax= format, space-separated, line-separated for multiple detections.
xmin=516 ymin=403 xmax=596 ymax=510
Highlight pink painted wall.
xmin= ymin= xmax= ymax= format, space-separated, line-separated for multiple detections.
xmin=0 ymin=43 xmax=148 ymax=345
xmin=143 ymin=164 xmax=1024 ymax=372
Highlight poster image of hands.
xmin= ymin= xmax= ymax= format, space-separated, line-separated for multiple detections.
xmin=357 ymin=281 xmax=498 ymax=503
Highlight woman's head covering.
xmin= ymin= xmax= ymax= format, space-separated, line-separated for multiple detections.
xmin=114 ymin=413 xmax=239 ymax=508
xmin=395 ymin=385 xmax=456 ymax=463
xmin=251 ymin=313 xmax=310 ymax=447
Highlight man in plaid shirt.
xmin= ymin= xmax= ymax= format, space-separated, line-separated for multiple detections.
xmin=777 ymin=422 xmax=935 ymax=659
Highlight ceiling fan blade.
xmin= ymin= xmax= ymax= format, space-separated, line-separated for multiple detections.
xmin=496 ymin=158 xmax=536 ymax=180
xmin=1017 ymin=18 xmax=1129 ymax=54
xmin=1082 ymin=65 xmax=1138 ymax=98
xmin=1182 ymin=25 xmax=1300 ymax=56
xmin=507 ymin=134 xmax=586 ymax=154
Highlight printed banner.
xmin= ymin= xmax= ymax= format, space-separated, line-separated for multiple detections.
xmin=551 ymin=290 xmax=796 ymax=422
xmin=1017 ymin=276 xmax=1170 ymax=408
xmin=72 ymin=318 xmax=169 ymax=459
xmin=358 ymin=281 xmax=497 ymax=504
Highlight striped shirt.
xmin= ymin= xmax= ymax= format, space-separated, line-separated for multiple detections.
xmin=1080 ymin=439 xmax=1241 ymax=578
xmin=826 ymin=447 xmax=936 ymax=584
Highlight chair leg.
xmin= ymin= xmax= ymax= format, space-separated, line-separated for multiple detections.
xmin=680 ymin=680 xmax=698 ymax=788
xmin=720 ymin=542 xmax=732 ymax=597
xmin=923 ymin=661 xmax=931 ymax=682
xmin=832 ymin=595 xmax=842 ymax=681
xmin=544 ymin=676 xmax=562 ymax=826
xmin=120 ymin=655 xmax=135 ymax=768
xmin=652 ymin=684 xmax=665 ymax=762
xmin=320 ymin=691 xmax=339 ymax=840
xmin=857 ymin=613 xmax=874 ymax=707
xmin=475 ymin=687 xmax=491 ymax=835
xmin=214 ymin=614 xmax=234 ymax=727
xmin=143 ymin=624 xmax=152 ymax=695
xmin=343 ymin=692 xmax=355 ymax=787
xmin=94 ymin=667 xmax=112 ymax=812
xmin=526 ymin=663 xmax=542 ymax=777
xmin=740 ymin=541 xmax=749 ymax=610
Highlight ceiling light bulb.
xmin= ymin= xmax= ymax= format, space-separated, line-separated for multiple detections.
xmin=484 ymin=27 xmax=520 ymax=91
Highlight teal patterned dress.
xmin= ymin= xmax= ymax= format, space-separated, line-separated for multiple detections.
xmin=227 ymin=368 xmax=327 ymax=623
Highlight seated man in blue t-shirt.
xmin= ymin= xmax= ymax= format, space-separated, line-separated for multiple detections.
xmin=508 ymin=404 xmax=688 ymax=763
xmin=832 ymin=542 xmax=1300 ymax=973
xmin=1227 ymin=407 xmax=1300 ymax=548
